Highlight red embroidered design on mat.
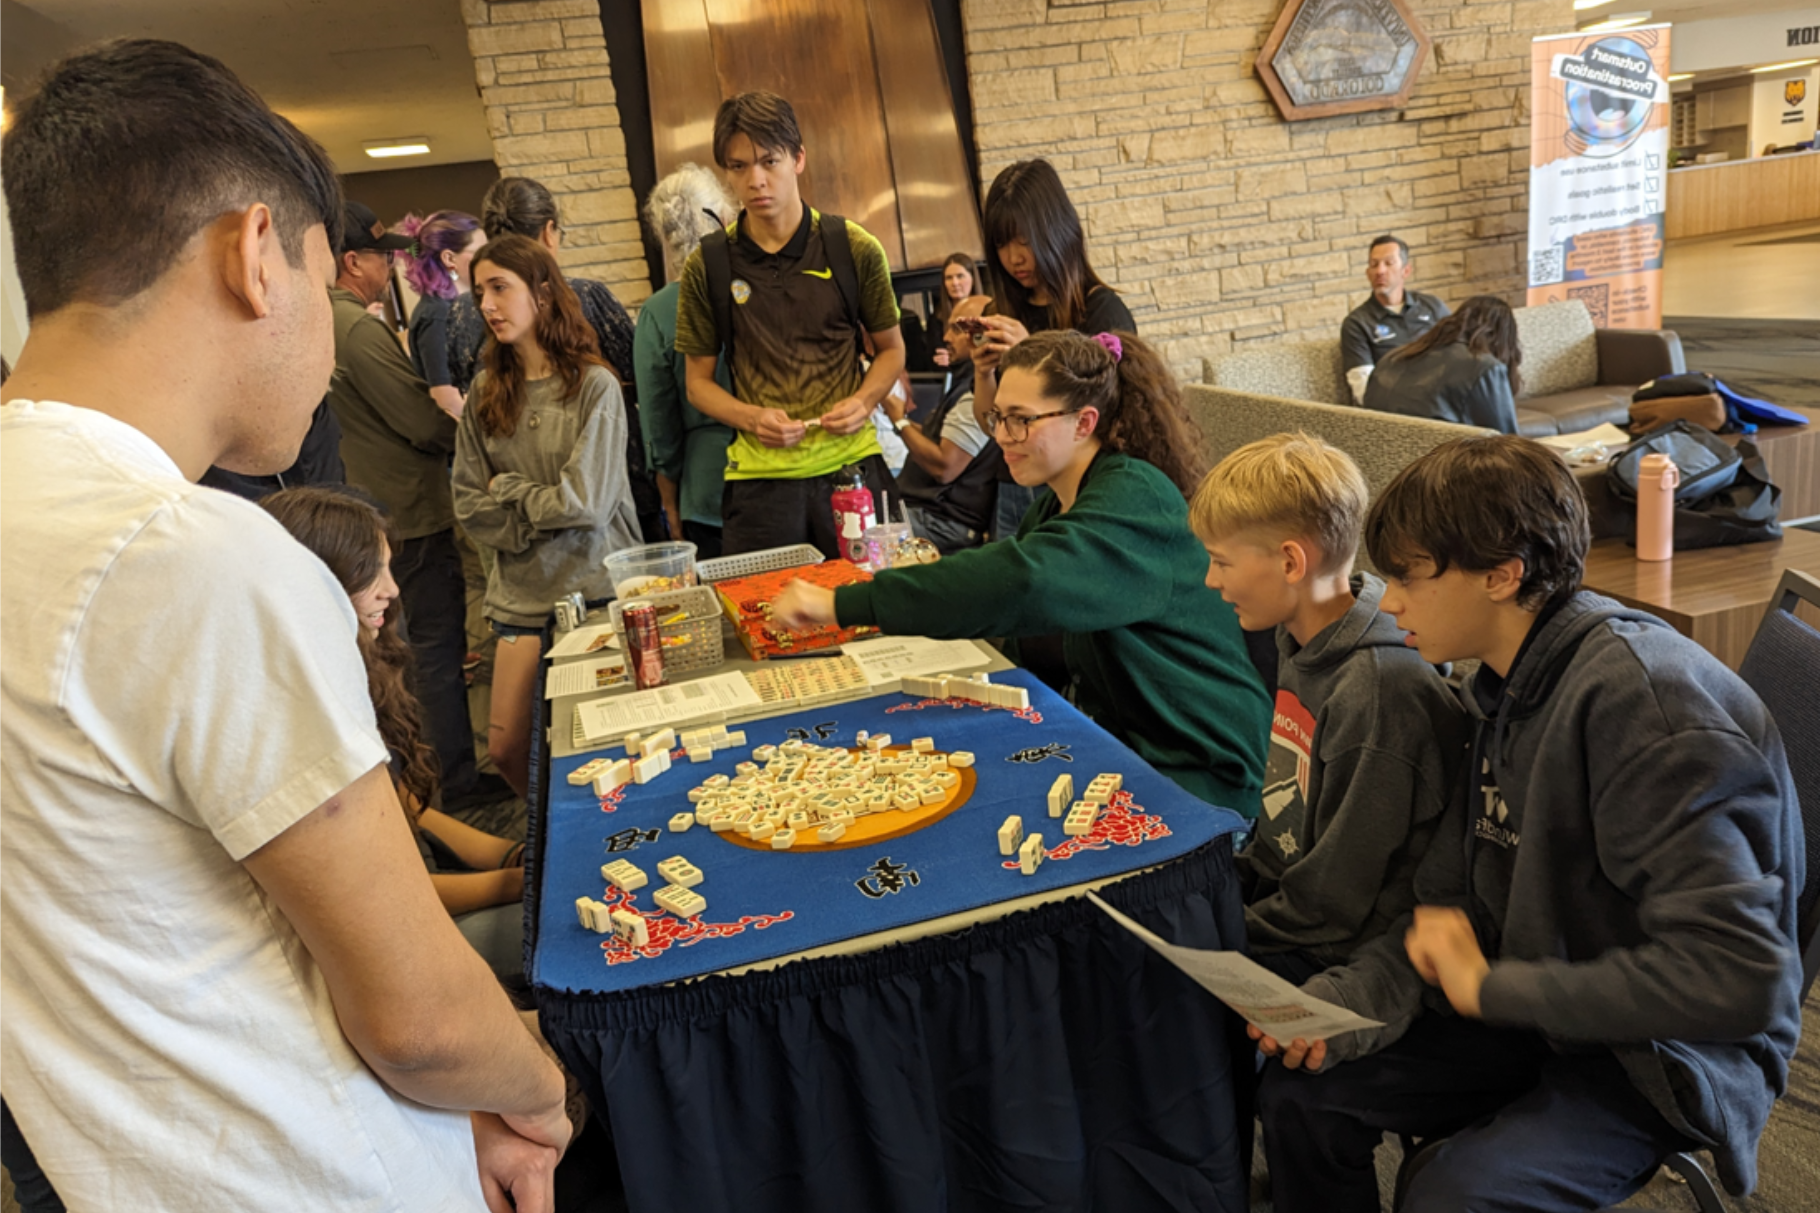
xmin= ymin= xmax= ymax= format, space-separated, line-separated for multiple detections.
xmin=885 ymin=697 xmax=1043 ymax=725
xmin=999 ymin=791 xmax=1171 ymax=869
xmin=595 ymin=783 xmax=627 ymax=815
xmin=593 ymin=886 xmax=795 ymax=965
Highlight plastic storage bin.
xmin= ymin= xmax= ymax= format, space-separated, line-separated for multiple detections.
xmin=608 ymin=584 xmax=724 ymax=674
xmin=604 ymin=541 xmax=698 ymax=597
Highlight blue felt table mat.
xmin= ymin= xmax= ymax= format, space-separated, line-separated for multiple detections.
xmin=534 ymin=669 xmax=1246 ymax=995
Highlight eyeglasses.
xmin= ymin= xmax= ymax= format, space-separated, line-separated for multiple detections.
xmin=983 ymin=408 xmax=1077 ymax=442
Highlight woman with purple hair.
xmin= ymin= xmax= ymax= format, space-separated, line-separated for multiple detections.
xmin=397 ymin=209 xmax=485 ymax=419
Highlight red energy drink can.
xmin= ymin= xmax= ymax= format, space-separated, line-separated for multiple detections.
xmin=622 ymin=603 xmax=666 ymax=689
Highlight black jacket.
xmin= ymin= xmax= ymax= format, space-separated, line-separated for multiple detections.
xmin=1309 ymin=594 xmax=1803 ymax=1195
xmin=1364 ymin=342 xmax=1517 ymax=433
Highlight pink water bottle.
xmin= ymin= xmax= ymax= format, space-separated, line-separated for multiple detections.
xmin=830 ymin=465 xmax=876 ymax=564
xmin=1636 ymin=452 xmax=1679 ymax=562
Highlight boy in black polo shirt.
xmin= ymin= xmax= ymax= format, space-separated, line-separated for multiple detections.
xmin=674 ymin=91 xmax=904 ymax=557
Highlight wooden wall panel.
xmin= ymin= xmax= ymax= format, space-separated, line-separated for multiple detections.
xmin=644 ymin=0 xmax=720 ymax=182
xmin=642 ymin=0 xmax=977 ymax=271
xmin=867 ymin=0 xmax=983 ymax=267
xmin=1665 ymin=152 xmax=1820 ymax=241
xmin=702 ymin=0 xmax=903 ymax=267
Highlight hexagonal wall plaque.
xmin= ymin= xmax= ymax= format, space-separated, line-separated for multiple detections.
xmin=1256 ymin=0 xmax=1431 ymax=121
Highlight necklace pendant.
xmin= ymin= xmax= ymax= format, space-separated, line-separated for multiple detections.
xmin=527 ymin=412 xmax=540 ymax=429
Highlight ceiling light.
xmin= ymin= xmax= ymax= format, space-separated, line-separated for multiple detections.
xmin=1580 ymin=13 xmax=1651 ymax=32
xmin=1668 ymin=73 xmax=1694 ymax=82
xmin=1750 ymin=59 xmax=1819 ymax=74
xmin=1572 ymin=0 xmax=1618 ymax=9
xmin=362 ymin=139 xmax=431 ymax=159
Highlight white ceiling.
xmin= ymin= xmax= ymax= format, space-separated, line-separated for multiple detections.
xmin=4 ymin=0 xmax=495 ymax=172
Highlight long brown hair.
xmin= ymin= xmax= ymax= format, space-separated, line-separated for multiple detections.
xmin=1384 ymin=294 xmax=1524 ymax=396
xmin=471 ymin=233 xmax=604 ymax=438
xmin=983 ymin=159 xmax=1113 ymax=334
xmin=999 ymin=330 xmax=1207 ymax=497
xmin=260 ymin=487 xmax=439 ymax=819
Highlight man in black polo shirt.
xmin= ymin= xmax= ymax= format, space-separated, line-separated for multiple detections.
xmin=1339 ymin=234 xmax=1450 ymax=381
xmin=886 ymin=295 xmax=998 ymax=554
xmin=674 ymin=91 xmax=905 ymax=558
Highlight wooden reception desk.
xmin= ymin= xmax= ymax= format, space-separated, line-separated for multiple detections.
xmin=1666 ymin=151 xmax=1820 ymax=240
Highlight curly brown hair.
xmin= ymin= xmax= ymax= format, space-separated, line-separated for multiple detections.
xmin=260 ymin=487 xmax=439 ymax=818
xmin=998 ymin=330 xmax=1206 ymax=497
xmin=470 ymin=233 xmax=604 ymax=439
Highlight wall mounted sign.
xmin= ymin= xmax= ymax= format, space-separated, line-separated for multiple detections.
xmin=1256 ymin=0 xmax=1431 ymax=121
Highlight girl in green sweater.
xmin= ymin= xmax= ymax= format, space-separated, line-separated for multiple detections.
xmin=774 ymin=330 xmax=1270 ymax=811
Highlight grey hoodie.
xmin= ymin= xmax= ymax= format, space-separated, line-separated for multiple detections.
xmin=1308 ymin=592 xmax=1802 ymax=1196
xmin=453 ymin=366 xmax=641 ymax=627
xmin=1240 ymin=573 xmax=1469 ymax=966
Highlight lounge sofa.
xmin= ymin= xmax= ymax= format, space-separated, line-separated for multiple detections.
xmin=1203 ymin=300 xmax=1685 ymax=438
xmin=1184 ymin=382 xmax=1631 ymax=546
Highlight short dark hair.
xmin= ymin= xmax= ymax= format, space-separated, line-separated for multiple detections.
xmin=1368 ymin=234 xmax=1410 ymax=264
xmin=1364 ymin=435 xmax=1588 ymax=611
xmin=712 ymin=91 xmax=804 ymax=166
xmin=2 ymin=39 xmax=342 ymax=318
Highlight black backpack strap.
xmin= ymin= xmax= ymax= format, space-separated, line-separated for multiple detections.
xmin=818 ymin=212 xmax=867 ymax=355
xmin=701 ymin=224 xmax=737 ymax=396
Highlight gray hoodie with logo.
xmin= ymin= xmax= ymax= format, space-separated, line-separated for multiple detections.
xmin=1239 ymin=573 xmax=1469 ymax=967
xmin=1304 ymin=592 xmax=1802 ymax=1196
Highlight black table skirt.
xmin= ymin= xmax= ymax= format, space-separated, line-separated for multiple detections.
xmin=524 ymin=642 xmax=1253 ymax=1212
xmin=535 ymin=831 xmax=1252 ymax=1213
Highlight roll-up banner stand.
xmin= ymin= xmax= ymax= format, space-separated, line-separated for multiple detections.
xmin=1527 ymin=25 xmax=1674 ymax=329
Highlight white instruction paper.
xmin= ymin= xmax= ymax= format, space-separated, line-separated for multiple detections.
xmin=543 ymin=654 xmax=626 ymax=700
xmin=840 ymin=636 xmax=991 ymax=687
xmin=545 ymin=621 xmax=620 ymax=661
xmin=1088 ymin=893 xmax=1382 ymax=1038
xmin=573 ymin=672 xmax=762 ymax=743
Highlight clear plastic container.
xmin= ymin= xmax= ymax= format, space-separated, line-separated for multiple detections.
xmin=604 ymin=541 xmax=698 ymax=597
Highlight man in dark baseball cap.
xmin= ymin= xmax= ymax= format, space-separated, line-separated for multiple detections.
xmin=339 ymin=199 xmax=415 ymax=256
xmin=326 ymin=198 xmax=477 ymax=808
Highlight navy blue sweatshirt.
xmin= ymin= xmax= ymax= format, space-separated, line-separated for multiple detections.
xmin=1307 ymin=592 xmax=1802 ymax=1195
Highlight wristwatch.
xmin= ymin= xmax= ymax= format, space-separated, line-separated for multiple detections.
xmin=892 ymin=416 xmax=912 ymax=433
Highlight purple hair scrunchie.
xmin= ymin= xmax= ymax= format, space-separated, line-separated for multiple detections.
xmin=1092 ymin=331 xmax=1123 ymax=363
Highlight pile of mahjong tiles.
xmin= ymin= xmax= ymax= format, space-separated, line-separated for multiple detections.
xmin=995 ymin=771 xmax=1125 ymax=876
xmin=571 ymin=729 xmax=981 ymax=940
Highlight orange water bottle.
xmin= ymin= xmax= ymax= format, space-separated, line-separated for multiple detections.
xmin=1636 ymin=453 xmax=1679 ymax=562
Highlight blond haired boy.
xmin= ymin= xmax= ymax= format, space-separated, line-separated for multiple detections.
xmin=1190 ymin=433 xmax=1467 ymax=1021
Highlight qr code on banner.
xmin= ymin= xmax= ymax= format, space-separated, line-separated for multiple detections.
xmin=1531 ymin=244 xmax=1564 ymax=286
xmin=1568 ymin=282 xmax=1610 ymax=327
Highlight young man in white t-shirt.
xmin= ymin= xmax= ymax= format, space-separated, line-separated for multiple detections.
xmin=0 ymin=40 xmax=569 ymax=1212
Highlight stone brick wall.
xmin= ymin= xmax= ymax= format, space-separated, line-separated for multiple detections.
xmin=459 ymin=0 xmax=649 ymax=307
xmin=456 ymin=0 xmax=1570 ymax=360
xmin=963 ymin=0 xmax=1572 ymax=373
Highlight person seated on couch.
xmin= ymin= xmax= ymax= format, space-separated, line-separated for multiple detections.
xmin=1363 ymin=295 xmax=1522 ymax=434
xmin=1339 ymin=235 xmax=1449 ymax=387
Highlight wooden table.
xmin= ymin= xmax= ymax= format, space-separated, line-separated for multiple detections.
xmin=1581 ymin=528 xmax=1820 ymax=668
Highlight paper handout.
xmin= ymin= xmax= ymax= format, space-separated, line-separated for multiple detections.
xmin=1088 ymin=892 xmax=1383 ymax=1039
